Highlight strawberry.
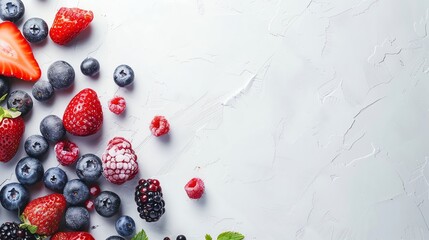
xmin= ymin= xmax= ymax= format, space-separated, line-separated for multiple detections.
xmin=20 ymin=193 xmax=66 ymax=236
xmin=0 ymin=102 xmax=25 ymax=163
xmin=0 ymin=21 xmax=41 ymax=81
xmin=49 ymin=7 xmax=94 ymax=45
xmin=51 ymin=232 xmax=95 ymax=240
xmin=63 ymin=88 xmax=103 ymax=136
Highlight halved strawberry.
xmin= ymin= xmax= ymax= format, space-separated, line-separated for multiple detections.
xmin=51 ymin=232 xmax=95 ymax=240
xmin=0 ymin=21 xmax=41 ymax=81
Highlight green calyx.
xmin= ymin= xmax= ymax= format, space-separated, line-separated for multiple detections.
xmin=0 ymin=106 xmax=21 ymax=122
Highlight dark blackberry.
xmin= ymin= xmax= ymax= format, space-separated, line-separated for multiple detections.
xmin=0 ymin=222 xmax=36 ymax=240
xmin=134 ymin=179 xmax=165 ymax=222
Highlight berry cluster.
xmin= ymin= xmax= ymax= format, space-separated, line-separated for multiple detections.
xmin=135 ymin=179 xmax=166 ymax=222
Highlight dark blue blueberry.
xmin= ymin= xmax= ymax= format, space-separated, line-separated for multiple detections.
xmin=76 ymin=153 xmax=102 ymax=183
xmin=0 ymin=0 xmax=24 ymax=23
xmin=0 ymin=182 xmax=29 ymax=212
xmin=63 ymin=179 xmax=90 ymax=206
xmin=0 ymin=77 xmax=9 ymax=101
xmin=22 ymin=17 xmax=48 ymax=43
xmin=94 ymin=191 xmax=121 ymax=217
xmin=24 ymin=134 xmax=48 ymax=158
xmin=65 ymin=206 xmax=90 ymax=230
xmin=80 ymin=57 xmax=100 ymax=77
xmin=47 ymin=61 xmax=75 ymax=89
xmin=115 ymin=215 xmax=135 ymax=237
xmin=15 ymin=157 xmax=44 ymax=185
xmin=7 ymin=90 xmax=33 ymax=116
xmin=113 ymin=65 xmax=134 ymax=87
xmin=40 ymin=115 xmax=65 ymax=143
xmin=32 ymin=80 xmax=54 ymax=102
xmin=43 ymin=167 xmax=68 ymax=192
xmin=176 ymin=235 xmax=186 ymax=240
xmin=106 ymin=236 xmax=125 ymax=240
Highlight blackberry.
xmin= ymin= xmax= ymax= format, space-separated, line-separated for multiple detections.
xmin=0 ymin=222 xmax=36 ymax=240
xmin=134 ymin=179 xmax=165 ymax=222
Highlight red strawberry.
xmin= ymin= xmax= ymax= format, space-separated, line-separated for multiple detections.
xmin=20 ymin=193 xmax=67 ymax=236
xmin=51 ymin=232 xmax=95 ymax=240
xmin=49 ymin=7 xmax=94 ymax=45
xmin=0 ymin=21 xmax=41 ymax=81
xmin=63 ymin=88 xmax=103 ymax=136
xmin=0 ymin=104 xmax=25 ymax=163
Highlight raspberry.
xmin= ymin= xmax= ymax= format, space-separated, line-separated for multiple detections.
xmin=150 ymin=116 xmax=170 ymax=137
xmin=0 ymin=222 xmax=36 ymax=240
xmin=85 ymin=199 xmax=94 ymax=211
xmin=184 ymin=178 xmax=205 ymax=199
xmin=134 ymin=179 xmax=165 ymax=222
xmin=108 ymin=96 xmax=126 ymax=115
xmin=102 ymin=137 xmax=138 ymax=184
xmin=55 ymin=140 xmax=80 ymax=166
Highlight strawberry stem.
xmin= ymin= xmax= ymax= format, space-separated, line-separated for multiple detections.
xmin=0 ymin=106 xmax=21 ymax=122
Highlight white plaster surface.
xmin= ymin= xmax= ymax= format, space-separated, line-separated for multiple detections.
xmin=1 ymin=0 xmax=429 ymax=239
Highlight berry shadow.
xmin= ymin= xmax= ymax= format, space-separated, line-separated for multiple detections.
xmin=30 ymin=38 xmax=49 ymax=50
xmin=195 ymin=192 xmax=208 ymax=207
xmin=159 ymin=133 xmax=171 ymax=144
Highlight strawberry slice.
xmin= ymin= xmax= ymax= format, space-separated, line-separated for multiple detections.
xmin=0 ymin=21 xmax=41 ymax=81
xmin=49 ymin=7 xmax=94 ymax=45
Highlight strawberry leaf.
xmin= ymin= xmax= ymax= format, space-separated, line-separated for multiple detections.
xmin=131 ymin=229 xmax=149 ymax=240
xmin=217 ymin=232 xmax=245 ymax=240
xmin=0 ymin=93 xmax=6 ymax=102
xmin=19 ymin=223 xmax=38 ymax=234
xmin=3 ymin=108 xmax=21 ymax=119
xmin=206 ymin=234 xmax=213 ymax=240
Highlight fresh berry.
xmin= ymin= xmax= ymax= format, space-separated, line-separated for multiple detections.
xmin=184 ymin=178 xmax=205 ymax=199
xmin=63 ymin=179 xmax=90 ymax=206
xmin=106 ymin=236 xmax=125 ymax=240
xmin=47 ymin=61 xmax=75 ymax=89
xmin=24 ymin=134 xmax=48 ymax=158
xmin=0 ymin=0 xmax=24 ymax=22
xmin=49 ymin=7 xmax=94 ymax=45
xmin=102 ymin=137 xmax=138 ymax=184
xmin=76 ymin=153 xmax=102 ymax=183
xmin=80 ymin=57 xmax=100 ymax=77
xmin=113 ymin=65 xmax=134 ymax=87
xmin=0 ymin=21 xmax=41 ymax=81
xmin=20 ymin=193 xmax=66 ymax=236
xmin=94 ymin=191 xmax=121 ymax=218
xmin=0 ymin=107 xmax=24 ymax=162
xmin=85 ymin=199 xmax=94 ymax=211
xmin=0 ymin=77 xmax=10 ymax=101
xmin=43 ymin=167 xmax=68 ymax=193
xmin=176 ymin=235 xmax=186 ymax=240
xmin=40 ymin=115 xmax=66 ymax=143
xmin=63 ymin=88 xmax=103 ymax=136
xmin=22 ymin=17 xmax=48 ymax=43
xmin=7 ymin=90 xmax=33 ymax=116
xmin=108 ymin=96 xmax=126 ymax=115
xmin=0 ymin=182 xmax=29 ymax=212
xmin=115 ymin=215 xmax=136 ymax=237
xmin=51 ymin=232 xmax=95 ymax=240
xmin=32 ymin=80 xmax=54 ymax=102
xmin=89 ymin=184 xmax=101 ymax=197
xmin=15 ymin=157 xmax=44 ymax=186
xmin=65 ymin=206 xmax=90 ymax=231
xmin=134 ymin=179 xmax=166 ymax=222
xmin=0 ymin=222 xmax=36 ymax=240
xmin=150 ymin=116 xmax=170 ymax=137
xmin=55 ymin=140 xmax=80 ymax=166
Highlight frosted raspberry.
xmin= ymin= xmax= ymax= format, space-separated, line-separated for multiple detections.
xmin=55 ymin=140 xmax=80 ymax=165
xmin=184 ymin=178 xmax=205 ymax=199
xmin=102 ymin=137 xmax=138 ymax=184
xmin=108 ymin=96 xmax=126 ymax=115
xmin=150 ymin=116 xmax=170 ymax=137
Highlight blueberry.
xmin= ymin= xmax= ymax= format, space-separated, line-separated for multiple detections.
xmin=76 ymin=154 xmax=102 ymax=183
xmin=43 ymin=167 xmax=68 ymax=192
xmin=32 ymin=80 xmax=54 ymax=102
xmin=113 ymin=65 xmax=134 ymax=87
xmin=94 ymin=191 xmax=121 ymax=217
xmin=22 ymin=17 xmax=48 ymax=43
xmin=65 ymin=206 xmax=90 ymax=230
xmin=0 ymin=0 xmax=24 ymax=23
xmin=15 ymin=157 xmax=44 ymax=185
xmin=0 ymin=182 xmax=29 ymax=212
xmin=24 ymin=134 xmax=48 ymax=158
xmin=63 ymin=179 xmax=90 ymax=206
xmin=0 ymin=77 xmax=10 ymax=101
xmin=40 ymin=115 xmax=66 ymax=143
xmin=176 ymin=235 xmax=187 ymax=240
xmin=7 ymin=90 xmax=33 ymax=116
xmin=47 ymin=61 xmax=75 ymax=89
xmin=80 ymin=57 xmax=100 ymax=77
xmin=115 ymin=215 xmax=136 ymax=237
xmin=106 ymin=236 xmax=125 ymax=240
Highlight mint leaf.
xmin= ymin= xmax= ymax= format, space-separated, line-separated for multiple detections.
xmin=0 ymin=94 xmax=7 ymax=102
xmin=206 ymin=234 xmax=213 ymax=240
xmin=217 ymin=231 xmax=244 ymax=240
xmin=131 ymin=229 xmax=149 ymax=240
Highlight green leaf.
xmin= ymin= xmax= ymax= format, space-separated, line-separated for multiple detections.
xmin=2 ymin=108 xmax=21 ymax=119
xmin=206 ymin=234 xmax=213 ymax=240
xmin=0 ymin=93 xmax=7 ymax=102
xmin=217 ymin=232 xmax=245 ymax=240
xmin=19 ymin=223 xmax=38 ymax=234
xmin=131 ymin=229 xmax=149 ymax=240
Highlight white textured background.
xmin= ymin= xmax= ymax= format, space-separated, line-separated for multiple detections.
xmin=1 ymin=0 xmax=429 ymax=239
